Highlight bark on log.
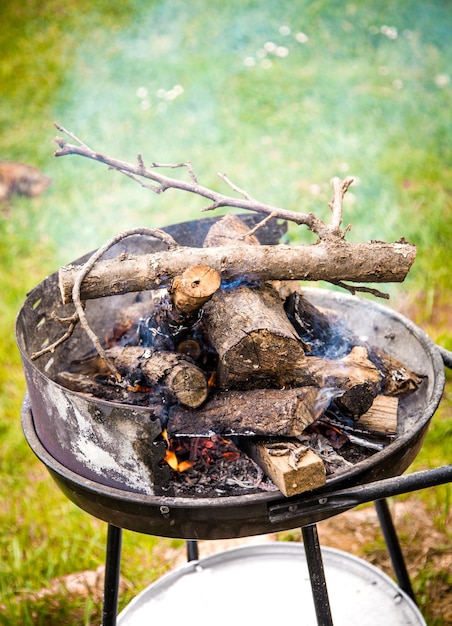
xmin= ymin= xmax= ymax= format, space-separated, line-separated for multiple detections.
xmin=67 ymin=346 xmax=208 ymax=408
xmin=55 ymin=370 xmax=165 ymax=409
xmin=167 ymin=386 xmax=321 ymax=437
xmin=246 ymin=440 xmax=326 ymax=497
xmin=58 ymin=239 xmax=417 ymax=303
xmin=202 ymin=283 xmax=308 ymax=389
xmin=285 ymin=290 xmax=423 ymax=395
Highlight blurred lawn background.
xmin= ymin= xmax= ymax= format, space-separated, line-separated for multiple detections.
xmin=0 ymin=1 xmax=450 ymax=624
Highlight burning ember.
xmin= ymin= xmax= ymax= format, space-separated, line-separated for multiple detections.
xmin=160 ymin=430 xmax=274 ymax=496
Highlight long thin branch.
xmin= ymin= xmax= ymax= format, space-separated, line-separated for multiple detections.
xmin=53 ymin=123 xmax=349 ymax=240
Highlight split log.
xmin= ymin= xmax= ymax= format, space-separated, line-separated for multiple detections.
xmin=58 ymin=239 xmax=417 ymax=303
xmin=67 ymin=347 xmax=208 ymax=408
xmin=167 ymin=386 xmax=321 ymax=437
xmin=356 ymin=395 xmax=399 ymax=435
xmin=246 ymin=439 xmax=326 ymax=497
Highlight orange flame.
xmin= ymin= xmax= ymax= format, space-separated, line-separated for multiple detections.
xmin=162 ymin=429 xmax=194 ymax=473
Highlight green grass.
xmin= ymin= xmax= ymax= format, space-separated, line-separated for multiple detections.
xmin=0 ymin=1 xmax=451 ymax=623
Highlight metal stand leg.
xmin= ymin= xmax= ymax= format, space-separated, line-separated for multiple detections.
xmin=374 ymin=498 xmax=416 ymax=603
xmin=302 ymin=524 xmax=334 ymax=626
xmin=186 ymin=539 xmax=199 ymax=561
xmin=102 ymin=524 xmax=123 ymax=626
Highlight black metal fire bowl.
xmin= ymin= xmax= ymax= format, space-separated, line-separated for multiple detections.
xmin=20 ymin=403 xmax=452 ymax=540
xmin=16 ymin=216 xmax=448 ymax=539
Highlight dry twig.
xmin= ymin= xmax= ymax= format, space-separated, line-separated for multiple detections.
xmin=53 ymin=123 xmax=352 ymax=241
xmin=30 ymin=312 xmax=79 ymax=360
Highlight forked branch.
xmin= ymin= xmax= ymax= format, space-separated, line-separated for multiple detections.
xmin=53 ymin=123 xmax=352 ymax=240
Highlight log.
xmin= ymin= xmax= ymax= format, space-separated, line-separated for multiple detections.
xmin=170 ymin=264 xmax=221 ymax=315
xmin=58 ymin=239 xmax=417 ymax=303
xmin=285 ymin=290 xmax=423 ymax=395
xmin=298 ymin=346 xmax=381 ymax=417
xmin=202 ymin=282 xmax=308 ymax=389
xmin=55 ymin=370 xmax=166 ymax=411
xmin=246 ymin=439 xmax=326 ymax=497
xmin=67 ymin=347 xmax=208 ymax=408
xmin=368 ymin=347 xmax=423 ymax=395
xmin=167 ymin=386 xmax=321 ymax=437
xmin=200 ymin=214 xmax=308 ymax=390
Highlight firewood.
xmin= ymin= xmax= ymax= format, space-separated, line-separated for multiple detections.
xmin=285 ymin=290 xmax=423 ymax=395
xmin=202 ymin=213 xmax=261 ymax=247
xmin=166 ymin=386 xmax=321 ymax=437
xmin=55 ymin=371 xmax=165 ymax=409
xmin=368 ymin=347 xmax=423 ymax=395
xmin=200 ymin=215 xmax=308 ymax=389
xmin=246 ymin=439 xmax=326 ymax=497
xmin=67 ymin=347 xmax=208 ymax=408
xmin=299 ymin=346 xmax=381 ymax=417
xmin=58 ymin=238 xmax=416 ymax=304
xmin=356 ymin=395 xmax=399 ymax=435
xmin=202 ymin=283 xmax=308 ymax=389
xmin=170 ymin=264 xmax=221 ymax=315
xmin=54 ymin=128 xmax=416 ymax=305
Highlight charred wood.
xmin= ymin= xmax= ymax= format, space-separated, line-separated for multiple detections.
xmin=285 ymin=290 xmax=423 ymax=395
xmin=67 ymin=347 xmax=208 ymax=409
xmin=167 ymin=386 xmax=321 ymax=437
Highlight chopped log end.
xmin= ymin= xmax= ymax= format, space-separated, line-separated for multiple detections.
xmin=171 ymin=264 xmax=221 ymax=315
xmin=247 ymin=440 xmax=326 ymax=497
xmin=336 ymin=381 xmax=379 ymax=418
xmin=167 ymin=362 xmax=208 ymax=409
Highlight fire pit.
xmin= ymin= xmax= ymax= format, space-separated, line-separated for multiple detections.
xmin=16 ymin=215 xmax=446 ymax=539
